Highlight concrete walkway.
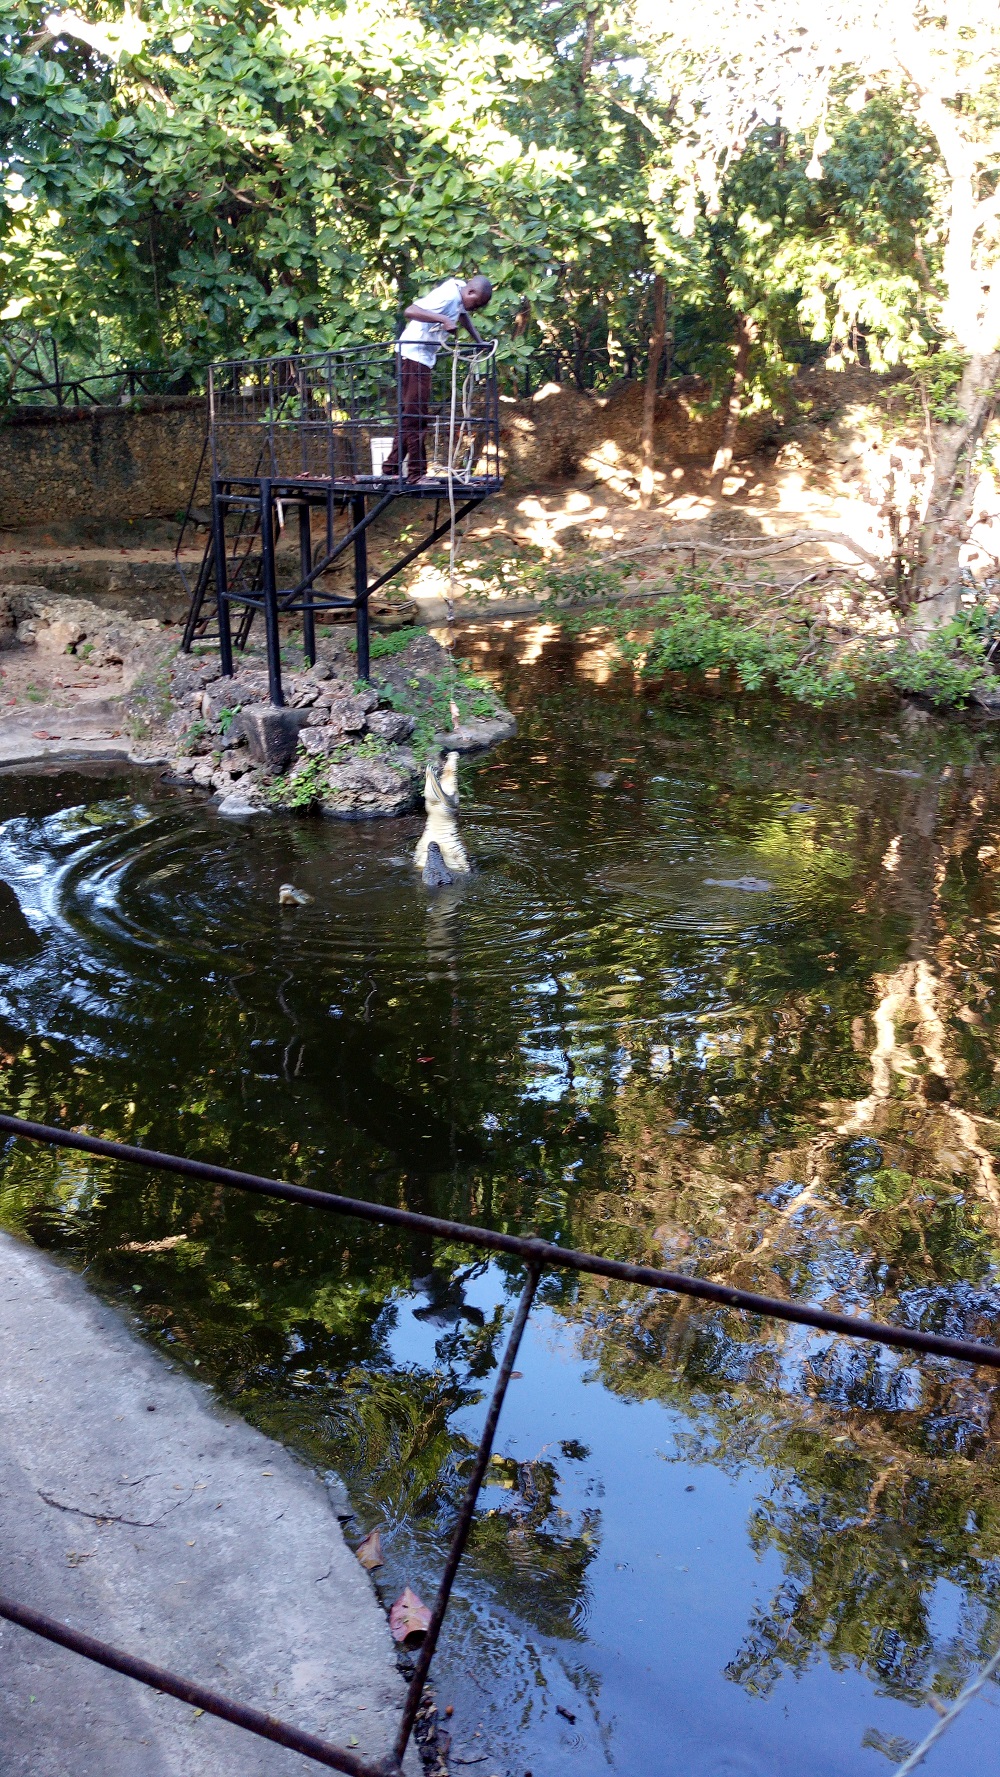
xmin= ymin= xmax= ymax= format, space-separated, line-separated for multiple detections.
xmin=0 ymin=1232 xmax=415 ymax=1776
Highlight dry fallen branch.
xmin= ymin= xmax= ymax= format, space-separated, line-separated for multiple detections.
xmin=592 ymin=530 xmax=885 ymax=571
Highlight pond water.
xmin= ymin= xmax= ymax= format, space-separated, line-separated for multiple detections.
xmin=2 ymin=622 xmax=1000 ymax=1776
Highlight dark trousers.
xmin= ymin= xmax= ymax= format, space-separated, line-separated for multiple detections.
xmin=384 ymin=357 xmax=432 ymax=481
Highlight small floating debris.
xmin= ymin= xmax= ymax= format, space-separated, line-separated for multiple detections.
xmin=703 ymin=875 xmax=774 ymax=892
xmin=278 ymin=883 xmax=313 ymax=906
xmin=591 ymin=770 xmax=617 ymax=788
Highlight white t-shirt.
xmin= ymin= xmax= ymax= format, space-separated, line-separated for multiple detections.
xmin=399 ymin=277 xmax=464 ymax=367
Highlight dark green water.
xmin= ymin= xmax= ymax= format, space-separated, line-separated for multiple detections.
xmin=3 ymin=624 xmax=1000 ymax=1774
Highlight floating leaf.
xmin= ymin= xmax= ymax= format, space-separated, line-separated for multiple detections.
xmin=389 ymin=1586 xmax=431 ymax=1644
xmin=355 ymin=1528 xmax=383 ymax=1571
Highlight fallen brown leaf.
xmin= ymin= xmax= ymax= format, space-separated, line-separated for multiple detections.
xmin=389 ymin=1585 xmax=431 ymax=1644
xmin=355 ymin=1528 xmax=383 ymax=1571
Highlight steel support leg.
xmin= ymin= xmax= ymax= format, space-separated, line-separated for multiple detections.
xmin=259 ymin=479 xmax=284 ymax=707
xmin=212 ymin=480 xmax=234 ymax=678
xmin=299 ymin=499 xmax=316 ymax=666
xmin=353 ymin=492 xmax=370 ymax=682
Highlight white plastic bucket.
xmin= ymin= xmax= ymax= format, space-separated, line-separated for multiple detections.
xmin=370 ymin=435 xmax=394 ymax=478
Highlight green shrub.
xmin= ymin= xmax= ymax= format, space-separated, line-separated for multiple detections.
xmin=549 ymin=578 xmax=1000 ymax=711
xmin=275 ymin=755 xmax=328 ymax=809
xmin=876 ymin=608 xmax=997 ymax=707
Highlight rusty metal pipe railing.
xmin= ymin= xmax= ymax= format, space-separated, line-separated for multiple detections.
xmin=392 ymin=1263 xmax=541 ymax=1759
xmin=3 ymin=1108 xmax=1000 ymax=1777
xmin=1 ymin=1114 xmax=998 ymax=1370
xmin=0 ymin=1593 xmax=380 ymax=1775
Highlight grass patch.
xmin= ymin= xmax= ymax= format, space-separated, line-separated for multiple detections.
xmin=382 ymin=664 xmax=504 ymax=760
xmin=274 ymin=732 xmax=413 ymax=810
xmin=178 ymin=718 xmax=209 ymax=753
xmin=452 ymin=551 xmax=629 ymax=606
xmin=277 ymin=754 xmax=329 ymax=809
xmin=347 ymin=626 xmax=429 ymax=660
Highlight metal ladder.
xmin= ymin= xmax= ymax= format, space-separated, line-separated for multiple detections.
xmin=175 ymin=431 xmax=260 ymax=654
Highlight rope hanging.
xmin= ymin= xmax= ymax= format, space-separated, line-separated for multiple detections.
xmin=440 ymin=337 xmax=494 ymax=725
xmin=445 ymin=337 xmax=462 ymax=725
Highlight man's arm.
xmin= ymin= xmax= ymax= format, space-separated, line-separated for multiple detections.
xmin=459 ymin=309 xmax=486 ymax=345
xmin=404 ymin=302 xmax=457 ymax=331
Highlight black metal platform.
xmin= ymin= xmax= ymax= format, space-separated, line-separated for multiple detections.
xmin=177 ymin=341 xmax=501 ymax=701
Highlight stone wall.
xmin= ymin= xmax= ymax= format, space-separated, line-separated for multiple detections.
xmin=0 ymin=397 xmax=209 ymax=530
xmin=0 ymin=375 xmax=783 ymax=537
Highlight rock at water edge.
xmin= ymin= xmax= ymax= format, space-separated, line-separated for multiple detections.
xmin=241 ymin=705 xmax=313 ymax=772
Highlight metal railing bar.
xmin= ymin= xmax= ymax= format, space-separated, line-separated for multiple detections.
xmin=892 ymin=1638 xmax=1000 ymax=1774
xmin=393 ymin=1262 xmax=541 ymax=1758
xmin=2 ymin=1114 xmax=999 ymax=1369
xmin=212 ymin=591 xmax=357 ymax=616
xmin=209 ymin=344 xmax=397 ymax=372
xmin=278 ymin=492 xmax=396 ymax=602
xmin=365 ymin=499 xmax=483 ymax=600
xmin=0 ymin=1593 xmax=381 ymax=1776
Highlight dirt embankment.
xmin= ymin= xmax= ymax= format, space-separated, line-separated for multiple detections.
xmin=393 ymin=360 xmax=998 ymax=622
xmin=2 ymin=362 xmax=998 ymax=632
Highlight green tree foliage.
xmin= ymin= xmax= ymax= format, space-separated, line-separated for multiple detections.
xmin=2 ymin=0 xmax=995 ymax=406
xmin=0 ymin=0 xmax=994 ymax=385
xmin=0 ymin=0 xmax=592 ymax=365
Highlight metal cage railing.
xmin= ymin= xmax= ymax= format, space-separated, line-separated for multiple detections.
xmin=208 ymin=342 xmax=501 ymax=492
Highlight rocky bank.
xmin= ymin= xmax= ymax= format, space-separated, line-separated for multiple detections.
xmin=159 ymin=629 xmax=516 ymax=818
xmin=0 ymin=584 xmax=516 ymax=813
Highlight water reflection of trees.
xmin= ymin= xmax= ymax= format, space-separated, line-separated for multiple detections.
xmin=477 ymin=653 xmax=1000 ymax=1707
xmin=538 ymin=695 xmax=1000 ymax=1705
xmin=4 ymin=675 xmax=1000 ymax=1703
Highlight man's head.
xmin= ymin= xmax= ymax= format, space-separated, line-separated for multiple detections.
xmin=461 ymin=274 xmax=493 ymax=312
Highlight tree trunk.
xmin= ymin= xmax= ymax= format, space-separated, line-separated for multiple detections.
xmin=903 ymin=85 xmax=1000 ymax=629
xmin=639 ymin=272 xmax=666 ymax=509
xmin=911 ymin=350 xmax=1000 ymax=629
xmin=712 ymin=313 xmax=757 ymax=487
xmin=580 ymin=8 xmax=598 ymax=84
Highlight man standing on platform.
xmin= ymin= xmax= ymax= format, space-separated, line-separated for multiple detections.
xmin=383 ymin=274 xmax=492 ymax=485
